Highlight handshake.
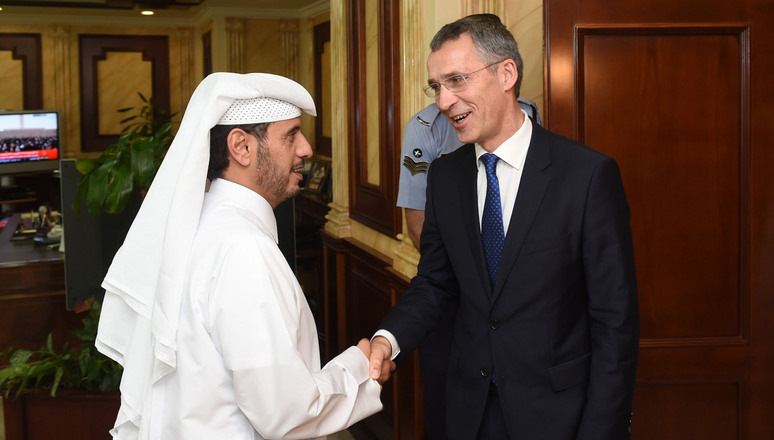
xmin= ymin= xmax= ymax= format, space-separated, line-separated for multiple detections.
xmin=356 ymin=336 xmax=396 ymax=384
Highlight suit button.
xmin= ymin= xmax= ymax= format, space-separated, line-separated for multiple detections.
xmin=490 ymin=320 xmax=499 ymax=330
xmin=480 ymin=368 xmax=489 ymax=378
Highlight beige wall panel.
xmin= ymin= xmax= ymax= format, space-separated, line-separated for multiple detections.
xmin=300 ymin=13 xmax=331 ymax=154
xmin=508 ymin=0 xmax=544 ymax=121
xmin=365 ymin=0 xmax=380 ymax=185
xmin=321 ymin=40 xmax=332 ymax=139
xmin=0 ymin=51 xmax=24 ymax=110
xmin=298 ymin=17 xmax=316 ymax=151
xmin=244 ymin=19 xmax=284 ymax=76
xmin=97 ymin=51 xmax=152 ymax=135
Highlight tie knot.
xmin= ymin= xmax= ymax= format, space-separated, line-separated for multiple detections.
xmin=481 ymin=153 xmax=499 ymax=175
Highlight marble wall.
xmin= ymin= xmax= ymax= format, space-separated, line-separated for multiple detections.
xmin=327 ymin=0 xmax=545 ymax=278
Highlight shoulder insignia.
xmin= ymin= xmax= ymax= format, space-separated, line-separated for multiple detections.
xmin=415 ymin=115 xmax=431 ymax=127
xmin=403 ymin=155 xmax=429 ymax=176
xmin=412 ymin=148 xmax=423 ymax=158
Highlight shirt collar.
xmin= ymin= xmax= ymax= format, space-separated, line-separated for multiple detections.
xmin=475 ymin=109 xmax=533 ymax=170
xmin=208 ymin=178 xmax=278 ymax=243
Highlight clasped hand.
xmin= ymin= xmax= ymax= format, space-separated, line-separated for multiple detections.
xmin=356 ymin=336 xmax=395 ymax=384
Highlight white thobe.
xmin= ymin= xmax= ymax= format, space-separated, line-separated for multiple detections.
xmin=153 ymin=178 xmax=381 ymax=439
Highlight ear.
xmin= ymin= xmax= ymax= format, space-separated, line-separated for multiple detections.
xmin=500 ymin=59 xmax=518 ymax=93
xmin=226 ymin=128 xmax=252 ymax=168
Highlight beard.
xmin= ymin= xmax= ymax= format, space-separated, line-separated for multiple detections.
xmin=254 ymin=141 xmax=298 ymax=204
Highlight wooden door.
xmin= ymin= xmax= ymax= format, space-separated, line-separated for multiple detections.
xmin=545 ymin=0 xmax=774 ymax=438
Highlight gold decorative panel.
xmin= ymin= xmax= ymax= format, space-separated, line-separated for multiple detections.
xmin=96 ymin=51 xmax=152 ymax=135
xmin=0 ymin=33 xmax=43 ymax=110
xmin=79 ymin=34 xmax=170 ymax=152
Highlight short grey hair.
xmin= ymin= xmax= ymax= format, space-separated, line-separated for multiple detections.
xmin=430 ymin=14 xmax=524 ymax=98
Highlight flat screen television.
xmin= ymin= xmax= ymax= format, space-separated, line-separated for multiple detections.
xmin=59 ymin=159 xmax=296 ymax=309
xmin=0 ymin=110 xmax=61 ymax=175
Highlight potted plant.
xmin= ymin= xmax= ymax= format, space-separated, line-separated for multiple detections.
xmin=74 ymin=92 xmax=175 ymax=216
xmin=0 ymin=95 xmax=175 ymax=440
xmin=0 ymin=299 xmax=122 ymax=440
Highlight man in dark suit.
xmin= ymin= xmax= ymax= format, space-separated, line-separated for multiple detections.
xmin=369 ymin=14 xmax=639 ymax=439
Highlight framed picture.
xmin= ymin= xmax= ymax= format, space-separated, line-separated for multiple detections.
xmin=298 ymin=160 xmax=314 ymax=189
xmin=305 ymin=160 xmax=330 ymax=194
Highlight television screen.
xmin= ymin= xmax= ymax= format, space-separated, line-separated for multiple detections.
xmin=0 ymin=110 xmax=61 ymax=175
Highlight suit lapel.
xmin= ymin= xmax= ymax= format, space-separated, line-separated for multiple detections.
xmin=492 ymin=125 xmax=552 ymax=301
xmin=455 ymin=145 xmax=493 ymax=294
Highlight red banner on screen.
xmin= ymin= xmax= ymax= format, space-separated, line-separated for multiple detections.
xmin=0 ymin=149 xmax=59 ymax=162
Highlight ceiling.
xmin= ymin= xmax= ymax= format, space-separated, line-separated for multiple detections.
xmin=0 ymin=0 xmax=327 ymax=23
xmin=0 ymin=0 xmax=204 ymax=10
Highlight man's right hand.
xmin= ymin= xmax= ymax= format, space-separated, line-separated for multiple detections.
xmin=369 ymin=336 xmax=395 ymax=384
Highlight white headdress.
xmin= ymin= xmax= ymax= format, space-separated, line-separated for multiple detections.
xmin=95 ymin=72 xmax=315 ymax=439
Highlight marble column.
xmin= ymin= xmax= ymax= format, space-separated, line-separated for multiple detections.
xmin=392 ymin=0 xmax=426 ymax=277
xmin=225 ymin=18 xmax=244 ymax=74
xmin=324 ymin=0 xmax=352 ymax=238
xmin=280 ymin=19 xmax=300 ymax=81
xmin=174 ymin=27 xmax=196 ymax=113
xmin=50 ymin=25 xmax=76 ymax=158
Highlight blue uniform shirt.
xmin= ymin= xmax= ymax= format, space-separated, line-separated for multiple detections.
xmin=397 ymin=99 xmax=542 ymax=211
xmin=396 ymin=103 xmax=463 ymax=210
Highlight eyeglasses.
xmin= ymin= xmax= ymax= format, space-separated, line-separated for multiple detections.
xmin=423 ymin=60 xmax=505 ymax=98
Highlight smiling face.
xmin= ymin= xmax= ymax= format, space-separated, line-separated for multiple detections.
xmin=427 ymin=34 xmax=523 ymax=151
xmin=251 ymin=117 xmax=312 ymax=206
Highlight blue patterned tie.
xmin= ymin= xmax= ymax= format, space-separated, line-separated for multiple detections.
xmin=481 ymin=153 xmax=505 ymax=288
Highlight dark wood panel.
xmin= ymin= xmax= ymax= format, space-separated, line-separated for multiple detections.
xmin=3 ymin=390 xmax=120 ymax=440
xmin=632 ymin=381 xmax=743 ymax=439
xmin=347 ymin=255 xmax=396 ymax=440
xmin=346 ymin=0 xmax=402 ymax=238
xmin=79 ymin=34 xmax=170 ymax=152
xmin=578 ymin=28 xmax=747 ymax=342
xmin=313 ymin=21 xmax=332 ymax=157
xmin=0 ymin=33 xmax=42 ymax=110
xmin=322 ymin=232 xmax=422 ymax=439
xmin=546 ymin=0 xmax=774 ymax=438
xmin=0 ymin=218 xmax=78 ymax=356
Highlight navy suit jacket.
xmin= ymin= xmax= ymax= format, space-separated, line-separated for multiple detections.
xmin=380 ymin=123 xmax=639 ymax=439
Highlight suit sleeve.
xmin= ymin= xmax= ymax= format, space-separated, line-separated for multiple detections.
xmin=381 ymin=163 xmax=461 ymax=362
xmin=577 ymin=157 xmax=640 ymax=439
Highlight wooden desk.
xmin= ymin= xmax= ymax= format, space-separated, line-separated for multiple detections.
xmin=0 ymin=213 xmax=79 ymax=359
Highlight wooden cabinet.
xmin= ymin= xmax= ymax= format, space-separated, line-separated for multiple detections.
xmin=321 ymin=231 xmax=424 ymax=440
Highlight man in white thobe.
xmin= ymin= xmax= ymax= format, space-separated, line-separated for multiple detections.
xmin=96 ymin=73 xmax=385 ymax=440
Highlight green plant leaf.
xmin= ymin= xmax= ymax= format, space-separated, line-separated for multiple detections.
xmin=86 ymin=164 xmax=111 ymax=216
xmin=9 ymin=349 xmax=33 ymax=366
xmin=152 ymin=124 xmax=173 ymax=157
xmin=131 ymin=137 xmax=156 ymax=189
xmin=51 ymin=366 xmax=63 ymax=397
xmin=72 ymin=92 xmax=175 ymax=217
xmin=103 ymin=162 xmax=134 ymax=214
xmin=74 ymin=158 xmax=98 ymax=175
